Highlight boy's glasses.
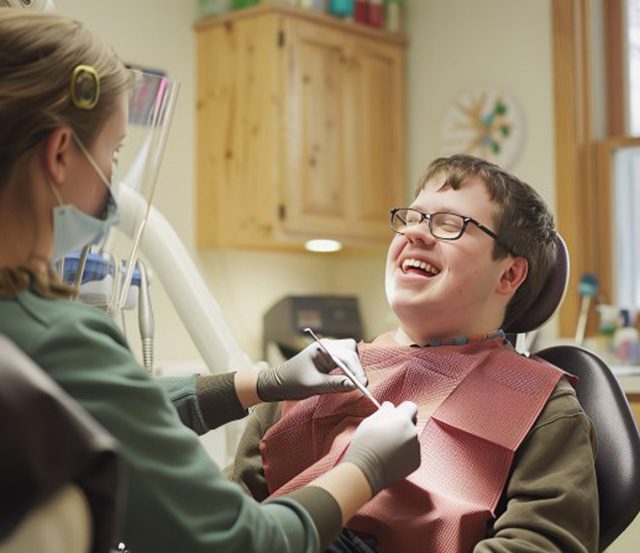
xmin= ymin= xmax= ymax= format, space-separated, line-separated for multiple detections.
xmin=389 ymin=207 xmax=510 ymax=251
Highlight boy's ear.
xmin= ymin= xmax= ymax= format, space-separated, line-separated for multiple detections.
xmin=496 ymin=256 xmax=528 ymax=297
xmin=42 ymin=126 xmax=74 ymax=186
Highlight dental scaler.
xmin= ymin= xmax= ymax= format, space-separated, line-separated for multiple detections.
xmin=304 ymin=327 xmax=381 ymax=409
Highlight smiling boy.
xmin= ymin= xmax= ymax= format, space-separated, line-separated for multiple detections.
xmin=228 ymin=155 xmax=598 ymax=553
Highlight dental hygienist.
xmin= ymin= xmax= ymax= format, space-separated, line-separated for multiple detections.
xmin=0 ymin=10 xmax=419 ymax=553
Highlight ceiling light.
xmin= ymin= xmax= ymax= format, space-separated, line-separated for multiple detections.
xmin=304 ymin=239 xmax=343 ymax=253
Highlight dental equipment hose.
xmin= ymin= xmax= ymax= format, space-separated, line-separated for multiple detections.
xmin=72 ymin=245 xmax=91 ymax=299
xmin=137 ymin=260 xmax=155 ymax=373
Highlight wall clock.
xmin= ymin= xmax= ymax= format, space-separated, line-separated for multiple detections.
xmin=441 ymin=87 xmax=524 ymax=168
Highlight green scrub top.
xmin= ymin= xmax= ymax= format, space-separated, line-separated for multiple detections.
xmin=0 ymin=287 xmax=322 ymax=552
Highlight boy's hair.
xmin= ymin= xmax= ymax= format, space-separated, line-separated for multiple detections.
xmin=0 ymin=11 xmax=131 ymax=185
xmin=417 ymin=155 xmax=556 ymax=329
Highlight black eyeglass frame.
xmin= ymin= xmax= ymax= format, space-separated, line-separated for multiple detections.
xmin=389 ymin=207 xmax=514 ymax=254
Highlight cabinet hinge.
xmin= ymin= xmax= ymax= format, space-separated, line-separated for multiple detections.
xmin=278 ymin=30 xmax=285 ymax=48
xmin=278 ymin=204 xmax=286 ymax=220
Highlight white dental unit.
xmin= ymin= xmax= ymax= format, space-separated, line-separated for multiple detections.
xmin=113 ymin=187 xmax=256 ymax=464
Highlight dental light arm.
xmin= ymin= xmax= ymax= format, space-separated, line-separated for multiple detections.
xmin=116 ymin=186 xmax=254 ymax=375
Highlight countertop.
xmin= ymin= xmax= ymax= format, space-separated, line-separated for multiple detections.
xmin=612 ymin=367 xmax=640 ymax=394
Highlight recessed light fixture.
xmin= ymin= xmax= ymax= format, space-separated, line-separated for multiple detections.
xmin=304 ymin=239 xmax=343 ymax=253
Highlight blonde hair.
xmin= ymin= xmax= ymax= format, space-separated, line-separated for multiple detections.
xmin=0 ymin=11 xmax=131 ymax=184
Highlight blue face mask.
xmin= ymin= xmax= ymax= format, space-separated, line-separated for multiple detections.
xmin=50 ymin=136 xmax=121 ymax=262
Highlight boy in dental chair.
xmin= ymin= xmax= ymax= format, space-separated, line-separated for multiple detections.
xmin=228 ymin=155 xmax=599 ymax=553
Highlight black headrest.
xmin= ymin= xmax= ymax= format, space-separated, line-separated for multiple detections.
xmin=504 ymin=234 xmax=569 ymax=334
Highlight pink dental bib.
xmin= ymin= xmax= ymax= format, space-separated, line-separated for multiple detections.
xmin=260 ymin=335 xmax=567 ymax=552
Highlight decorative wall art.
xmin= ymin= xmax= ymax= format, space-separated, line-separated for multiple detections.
xmin=441 ymin=87 xmax=524 ymax=168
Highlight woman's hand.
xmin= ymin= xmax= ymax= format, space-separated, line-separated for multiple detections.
xmin=255 ymin=338 xmax=367 ymax=402
xmin=342 ymin=401 xmax=420 ymax=495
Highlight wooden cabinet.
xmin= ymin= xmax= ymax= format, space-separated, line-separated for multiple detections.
xmin=195 ymin=5 xmax=406 ymax=250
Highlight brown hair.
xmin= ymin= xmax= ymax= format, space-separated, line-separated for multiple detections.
xmin=417 ymin=154 xmax=556 ymax=329
xmin=0 ymin=11 xmax=131 ymax=184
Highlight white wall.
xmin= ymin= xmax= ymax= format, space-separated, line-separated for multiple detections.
xmin=406 ymin=0 xmax=555 ymax=207
xmin=54 ymin=0 xmax=557 ymax=367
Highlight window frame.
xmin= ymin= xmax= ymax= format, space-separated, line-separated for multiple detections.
xmin=552 ymin=0 xmax=599 ymax=336
xmin=552 ymin=0 xmax=640 ymax=335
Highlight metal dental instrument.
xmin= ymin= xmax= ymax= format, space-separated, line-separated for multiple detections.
xmin=304 ymin=327 xmax=381 ymax=409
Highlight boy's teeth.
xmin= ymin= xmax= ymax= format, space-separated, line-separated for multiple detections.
xmin=402 ymin=258 xmax=440 ymax=275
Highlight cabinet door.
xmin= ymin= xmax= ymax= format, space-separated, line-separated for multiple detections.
xmin=347 ymin=37 xmax=406 ymax=241
xmin=197 ymin=14 xmax=281 ymax=248
xmin=280 ymin=19 xmax=352 ymax=238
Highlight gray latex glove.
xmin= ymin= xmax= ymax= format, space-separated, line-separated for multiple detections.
xmin=256 ymin=338 xmax=367 ymax=402
xmin=342 ymin=401 xmax=420 ymax=495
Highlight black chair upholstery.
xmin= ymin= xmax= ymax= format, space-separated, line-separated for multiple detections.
xmin=0 ymin=334 xmax=120 ymax=553
xmin=535 ymin=345 xmax=640 ymax=551
xmin=503 ymin=233 xmax=640 ymax=551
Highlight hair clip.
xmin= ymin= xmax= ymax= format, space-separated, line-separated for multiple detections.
xmin=70 ymin=64 xmax=100 ymax=110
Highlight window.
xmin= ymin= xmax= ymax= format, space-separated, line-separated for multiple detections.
xmin=604 ymin=0 xmax=640 ymax=313
xmin=553 ymin=0 xmax=640 ymax=334
xmin=612 ymin=146 xmax=640 ymax=310
xmin=627 ymin=0 xmax=640 ymax=133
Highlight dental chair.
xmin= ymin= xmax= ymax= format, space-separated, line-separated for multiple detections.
xmin=505 ymin=235 xmax=640 ymax=552
xmin=0 ymin=335 xmax=120 ymax=553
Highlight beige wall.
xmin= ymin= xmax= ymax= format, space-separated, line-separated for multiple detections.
xmin=406 ymin=0 xmax=555 ymax=206
xmin=54 ymin=0 xmax=557 ymax=366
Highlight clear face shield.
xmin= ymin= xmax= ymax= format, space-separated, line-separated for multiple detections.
xmin=63 ymin=69 xmax=179 ymax=315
